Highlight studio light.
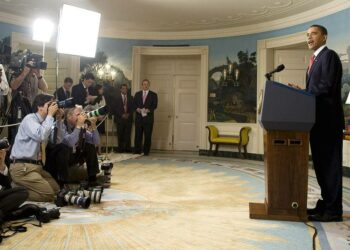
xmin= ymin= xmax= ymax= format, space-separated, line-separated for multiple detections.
xmin=56 ymin=4 xmax=101 ymax=57
xmin=33 ymin=18 xmax=54 ymax=43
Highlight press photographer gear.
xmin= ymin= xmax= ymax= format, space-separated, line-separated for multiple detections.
xmin=77 ymin=186 xmax=103 ymax=204
xmin=55 ymin=189 xmax=91 ymax=209
xmin=9 ymin=50 xmax=47 ymax=75
xmin=101 ymin=162 xmax=113 ymax=188
xmin=0 ymin=138 xmax=9 ymax=150
xmin=57 ymin=97 xmax=74 ymax=109
xmin=86 ymin=106 xmax=108 ymax=118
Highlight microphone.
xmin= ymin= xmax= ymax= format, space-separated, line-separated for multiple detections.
xmin=265 ymin=64 xmax=285 ymax=80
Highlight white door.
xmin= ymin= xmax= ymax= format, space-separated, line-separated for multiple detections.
xmin=174 ymin=75 xmax=200 ymax=150
xmin=274 ymin=49 xmax=312 ymax=88
xmin=146 ymin=74 xmax=174 ymax=150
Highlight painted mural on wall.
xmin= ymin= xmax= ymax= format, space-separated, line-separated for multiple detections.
xmin=208 ymin=50 xmax=256 ymax=123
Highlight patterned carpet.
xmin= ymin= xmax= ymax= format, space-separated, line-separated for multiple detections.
xmin=1 ymin=153 xmax=349 ymax=249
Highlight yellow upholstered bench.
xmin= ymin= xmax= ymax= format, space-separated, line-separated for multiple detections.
xmin=206 ymin=125 xmax=251 ymax=158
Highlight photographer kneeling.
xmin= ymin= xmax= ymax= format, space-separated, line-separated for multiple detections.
xmin=45 ymin=106 xmax=100 ymax=188
xmin=9 ymin=94 xmax=59 ymax=202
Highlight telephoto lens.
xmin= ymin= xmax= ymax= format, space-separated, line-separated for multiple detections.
xmin=65 ymin=191 xmax=91 ymax=209
xmin=83 ymin=187 xmax=103 ymax=203
xmin=101 ymin=162 xmax=113 ymax=188
xmin=86 ymin=106 xmax=108 ymax=118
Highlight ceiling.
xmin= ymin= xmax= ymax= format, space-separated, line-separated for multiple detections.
xmin=0 ymin=0 xmax=349 ymax=39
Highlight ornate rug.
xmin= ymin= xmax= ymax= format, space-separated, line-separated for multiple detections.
xmin=2 ymin=155 xmax=349 ymax=249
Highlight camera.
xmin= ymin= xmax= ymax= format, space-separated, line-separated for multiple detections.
xmin=77 ymin=186 xmax=104 ymax=204
xmin=57 ymin=97 xmax=75 ymax=109
xmin=86 ymin=106 xmax=108 ymax=118
xmin=9 ymin=204 xmax=60 ymax=223
xmin=101 ymin=162 xmax=113 ymax=188
xmin=9 ymin=50 xmax=47 ymax=72
xmin=0 ymin=138 xmax=9 ymax=150
xmin=55 ymin=189 xmax=91 ymax=209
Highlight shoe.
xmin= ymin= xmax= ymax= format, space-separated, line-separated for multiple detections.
xmin=308 ymin=212 xmax=343 ymax=222
xmin=307 ymin=200 xmax=325 ymax=215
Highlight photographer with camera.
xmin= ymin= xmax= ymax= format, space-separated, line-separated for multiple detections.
xmin=71 ymin=73 xmax=97 ymax=107
xmin=44 ymin=106 xmax=100 ymax=188
xmin=9 ymin=94 xmax=59 ymax=202
xmin=10 ymin=58 xmax=48 ymax=105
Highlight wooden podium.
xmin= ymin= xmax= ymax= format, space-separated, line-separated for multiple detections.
xmin=249 ymin=81 xmax=315 ymax=221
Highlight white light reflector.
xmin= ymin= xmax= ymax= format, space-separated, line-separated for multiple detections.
xmin=57 ymin=4 xmax=101 ymax=57
xmin=33 ymin=18 xmax=54 ymax=42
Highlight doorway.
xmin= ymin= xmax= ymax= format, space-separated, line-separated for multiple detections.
xmin=132 ymin=46 xmax=209 ymax=151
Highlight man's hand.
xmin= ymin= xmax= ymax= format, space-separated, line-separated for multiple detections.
xmin=87 ymin=116 xmax=97 ymax=130
xmin=55 ymin=108 xmax=65 ymax=121
xmin=288 ymin=83 xmax=302 ymax=89
xmin=136 ymin=108 xmax=142 ymax=113
xmin=0 ymin=149 xmax=7 ymax=172
xmin=48 ymin=102 xmax=58 ymax=116
xmin=122 ymin=113 xmax=129 ymax=119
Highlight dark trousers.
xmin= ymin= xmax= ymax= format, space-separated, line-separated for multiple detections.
xmin=45 ymin=143 xmax=99 ymax=184
xmin=0 ymin=187 xmax=28 ymax=220
xmin=310 ymin=127 xmax=343 ymax=215
xmin=134 ymin=120 xmax=153 ymax=155
xmin=116 ymin=119 xmax=132 ymax=152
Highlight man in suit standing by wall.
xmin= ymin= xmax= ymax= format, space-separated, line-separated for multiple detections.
xmin=133 ymin=79 xmax=158 ymax=156
xmin=54 ymin=77 xmax=73 ymax=101
xmin=115 ymin=84 xmax=133 ymax=153
xmin=71 ymin=73 xmax=97 ymax=107
xmin=304 ymin=24 xmax=344 ymax=222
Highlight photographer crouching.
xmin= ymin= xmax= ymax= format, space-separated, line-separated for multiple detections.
xmin=44 ymin=105 xmax=100 ymax=188
xmin=9 ymin=94 xmax=59 ymax=202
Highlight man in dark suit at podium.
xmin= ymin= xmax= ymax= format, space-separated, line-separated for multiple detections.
xmin=133 ymin=79 xmax=158 ymax=156
xmin=305 ymin=25 xmax=344 ymax=222
xmin=54 ymin=77 xmax=73 ymax=101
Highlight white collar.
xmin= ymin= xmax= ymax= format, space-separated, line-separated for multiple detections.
xmin=314 ymin=45 xmax=326 ymax=58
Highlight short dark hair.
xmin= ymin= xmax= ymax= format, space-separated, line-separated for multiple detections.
xmin=310 ymin=24 xmax=328 ymax=35
xmin=83 ymin=72 xmax=95 ymax=81
xmin=120 ymin=83 xmax=128 ymax=89
xmin=64 ymin=77 xmax=73 ymax=84
xmin=32 ymin=94 xmax=54 ymax=112
xmin=142 ymin=79 xmax=150 ymax=84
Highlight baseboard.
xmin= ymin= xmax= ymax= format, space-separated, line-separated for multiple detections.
xmin=198 ymin=149 xmax=263 ymax=161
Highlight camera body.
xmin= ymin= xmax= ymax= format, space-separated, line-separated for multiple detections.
xmin=0 ymin=138 xmax=9 ymax=150
xmin=9 ymin=50 xmax=47 ymax=73
xmin=57 ymin=97 xmax=74 ymax=109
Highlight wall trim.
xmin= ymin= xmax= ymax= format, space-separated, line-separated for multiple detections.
xmin=0 ymin=1 xmax=349 ymax=40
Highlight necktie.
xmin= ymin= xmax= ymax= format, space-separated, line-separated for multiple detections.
xmin=308 ymin=55 xmax=315 ymax=74
xmin=123 ymin=94 xmax=127 ymax=112
xmin=142 ymin=91 xmax=147 ymax=104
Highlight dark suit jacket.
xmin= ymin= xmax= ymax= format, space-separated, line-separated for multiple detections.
xmin=54 ymin=87 xmax=71 ymax=101
xmin=133 ymin=90 xmax=158 ymax=123
xmin=71 ymin=83 xmax=87 ymax=107
xmin=306 ymin=46 xmax=344 ymax=131
xmin=115 ymin=93 xmax=134 ymax=123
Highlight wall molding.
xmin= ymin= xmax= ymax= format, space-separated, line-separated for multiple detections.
xmin=0 ymin=1 xmax=349 ymax=40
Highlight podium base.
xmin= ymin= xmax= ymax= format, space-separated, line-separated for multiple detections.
xmin=249 ymin=202 xmax=307 ymax=222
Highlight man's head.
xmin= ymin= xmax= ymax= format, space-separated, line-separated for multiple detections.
xmin=66 ymin=106 xmax=83 ymax=126
xmin=63 ymin=77 xmax=73 ymax=91
xmin=120 ymin=83 xmax=128 ymax=95
xmin=32 ymin=93 xmax=54 ymax=115
xmin=82 ymin=72 xmax=95 ymax=88
xmin=141 ymin=79 xmax=150 ymax=91
xmin=307 ymin=24 xmax=328 ymax=51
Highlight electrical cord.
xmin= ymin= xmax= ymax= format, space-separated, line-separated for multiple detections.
xmin=304 ymin=221 xmax=318 ymax=250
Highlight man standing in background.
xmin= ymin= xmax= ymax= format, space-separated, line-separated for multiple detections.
xmin=115 ymin=84 xmax=133 ymax=153
xmin=54 ymin=77 xmax=73 ymax=101
xmin=133 ymin=79 xmax=157 ymax=156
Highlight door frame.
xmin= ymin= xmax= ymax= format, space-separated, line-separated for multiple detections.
xmin=257 ymin=31 xmax=306 ymax=154
xmin=132 ymin=46 xmax=209 ymax=150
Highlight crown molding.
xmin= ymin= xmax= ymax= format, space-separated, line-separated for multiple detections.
xmin=0 ymin=0 xmax=349 ymax=41
xmin=100 ymin=0 xmax=350 ymax=40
